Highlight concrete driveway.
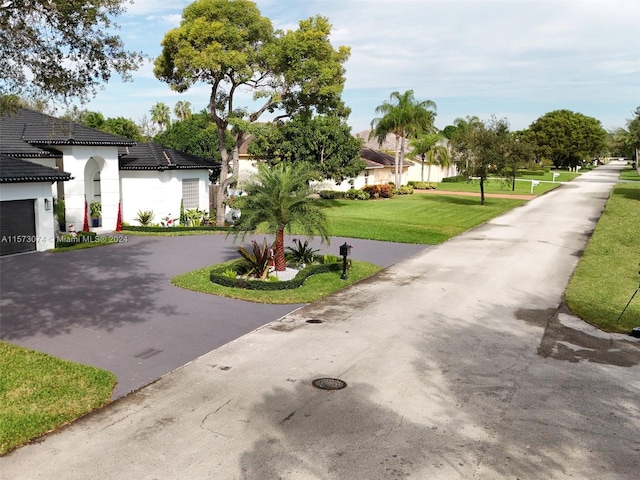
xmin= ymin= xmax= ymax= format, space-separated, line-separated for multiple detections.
xmin=0 ymin=234 xmax=426 ymax=398
xmin=1 ymin=162 xmax=638 ymax=479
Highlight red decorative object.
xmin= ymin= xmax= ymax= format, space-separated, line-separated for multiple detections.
xmin=116 ymin=202 xmax=123 ymax=232
xmin=83 ymin=200 xmax=89 ymax=232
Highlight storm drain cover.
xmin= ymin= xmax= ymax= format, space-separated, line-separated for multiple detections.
xmin=306 ymin=319 xmax=323 ymax=324
xmin=312 ymin=378 xmax=347 ymax=390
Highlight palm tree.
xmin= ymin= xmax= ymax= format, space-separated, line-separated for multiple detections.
xmin=150 ymin=102 xmax=171 ymax=132
xmin=174 ymin=101 xmax=192 ymax=121
xmin=370 ymin=90 xmax=436 ymax=186
xmin=409 ymin=133 xmax=451 ymax=184
xmin=232 ymin=162 xmax=329 ymax=271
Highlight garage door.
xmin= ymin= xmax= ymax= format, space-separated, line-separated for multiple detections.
xmin=0 ymin=199 xmax=36 ymax=256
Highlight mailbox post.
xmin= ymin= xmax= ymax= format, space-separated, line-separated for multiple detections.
xmin=339 ymin=242 xmax=352 ymax=280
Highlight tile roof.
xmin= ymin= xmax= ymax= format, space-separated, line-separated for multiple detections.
xmin=0 ymin=108 xmax=135 ymax=157
xmin=360 ymin=147 xmax=414 ymax=168
xmin=0 ymin=154 xmax=72 ymax=183
xmin=119 ymin=143 xmax=219 ymax=171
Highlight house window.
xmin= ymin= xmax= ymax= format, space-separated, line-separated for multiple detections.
xmin=182 ymin=178 xmax=199 ymax=209
xmin=93 ymin=172 xmax=101 ymax=198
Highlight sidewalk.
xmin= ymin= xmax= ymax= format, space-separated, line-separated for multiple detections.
xmin=1 ymin=162 xmax=638 ymax=479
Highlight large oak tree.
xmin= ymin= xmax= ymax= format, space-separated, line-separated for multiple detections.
xmin=154 ymin=0 xmax=350 ymax=226
xmin=527 ymin=109 xmax=607 ymax=168
xmin=247 ymin=115 xmax=365 ymax=184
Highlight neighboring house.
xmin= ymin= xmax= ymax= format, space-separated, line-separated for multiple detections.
xmin=238 ymin=133 xmax=413 ymax=192
xmin=354 ymin=129 xmax=458 ymax=184
xmin=0 ymin=154 xmax=71 ymax=255
xmin=0 ymin=108 xmax=217 ymax=239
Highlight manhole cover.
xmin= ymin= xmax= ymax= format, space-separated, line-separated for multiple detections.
xmin=312 ymin=378 xmax=347 ymax=390
xmin=306 ymin=319 xmax=323 ymax=324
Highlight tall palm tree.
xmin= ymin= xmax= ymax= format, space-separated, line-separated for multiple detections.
xmin=150 ymin=102 xmax=171 ymax=132
xmin=232 ymin=162 xmax=329 ymax=271
xmin=409 ymin=133 xmax=451 ymax=183
xmin=174 ymin=101 xmax=192 ymax=121
xmin=370 ymin=90 xmax=436 ymax=186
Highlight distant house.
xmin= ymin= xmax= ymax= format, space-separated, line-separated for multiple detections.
xmin=0 ymin=108 xmax=217 ymax=252
xmin=237 ymin=133 xmax=413 ymax=192
xmin=354 ymin=130 xmax=458 ymax=184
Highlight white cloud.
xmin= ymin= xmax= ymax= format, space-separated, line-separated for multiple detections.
xmin=83 ymin=0 xmax=639 ymax=132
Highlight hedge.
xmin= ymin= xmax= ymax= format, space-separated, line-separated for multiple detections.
xmin=122 ymin=225 xmax=230 ymax=232
xmin=210 ymin=263 xmax=342 ymax=291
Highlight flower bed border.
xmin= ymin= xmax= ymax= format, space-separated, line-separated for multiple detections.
xmin=210 ymin=263 xmax=342 ymax=291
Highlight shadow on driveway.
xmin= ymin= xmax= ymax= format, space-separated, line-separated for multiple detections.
xmin=0 ymin=234 xmax=426 ymax=398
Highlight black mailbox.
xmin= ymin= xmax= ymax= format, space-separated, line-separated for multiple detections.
xmin=339 ymin=242 xmax=352 ymax=257
xmin=339 ymin=242 xmax=352 ymax=280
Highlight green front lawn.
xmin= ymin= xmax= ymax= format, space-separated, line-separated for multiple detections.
xmin=564 ymin=182 xmax=640 ymax=332
xmin=320 ymin=194 xmax=526 ymax=244
xmin=0 ymin=341 xmax=116 ymax=454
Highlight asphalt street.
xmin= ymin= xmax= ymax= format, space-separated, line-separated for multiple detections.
xmin=1 ymin=161 xmax=638 ymax=479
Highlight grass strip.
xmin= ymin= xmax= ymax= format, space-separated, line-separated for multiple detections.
xmin=564 ymin=183 xmax=640 ymax=332
xmin=0 ymin=341 xmax=116 ymax=454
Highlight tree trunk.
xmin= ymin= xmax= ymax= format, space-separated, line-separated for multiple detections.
xmin=394 ymin=135 xmax=400 ymax=187
xmin=274 ymin=226 xmax=287 ymax=271
xmin=480 ymin=177 xmax=485 ymax=206
xmin=399 ymin=136 xmax=405 ymax=187
xmin=421 ymin=154 xmax=425 ymax=182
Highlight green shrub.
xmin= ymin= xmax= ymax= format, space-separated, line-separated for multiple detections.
xmin=286 ymin=239 xmax=319 ymax=267
xmin=408 ymin=181 xmax=431 ymax=189
xmin=395 ymin=185 xmax=414 ymax=195
xmin=319 ymin=190 xmax=344 ymax=199
xmin=321 ymin=254 xmax=339 ymax=265
xmin=122 ymin=225 xmax=229 ymax=232
xmin=135 ymin=210 xmax=155 ymax=226
xmin=210 ymin=263 xmax=341 ymax=291
xmin=221 ymin=269 xmax=237 ymax=279
xmin=345 ymin=188 xmax=369 ymax=200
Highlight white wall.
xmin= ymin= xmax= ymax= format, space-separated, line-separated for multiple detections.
xmin=56 ymin=145 xmax=120 ymax=231
xmin=120 ymin=170 xmax=210 ymax=226
xmin=0 ymin=182 xmax=56 ymax=251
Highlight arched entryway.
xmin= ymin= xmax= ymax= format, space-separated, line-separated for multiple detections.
xmin=84 ymin=157 xmax=105 ymax=227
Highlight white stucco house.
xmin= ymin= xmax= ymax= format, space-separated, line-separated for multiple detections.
xmin=0 ymin=108 xmax=217 ymax=255
xmin=0 ymin=154 xmax=71 ymax=255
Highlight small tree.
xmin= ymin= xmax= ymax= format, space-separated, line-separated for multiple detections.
xmin=232 ymin=162 xmax=329 ymax=271
xmin=409 ymin=132 xmax=450 ymax=183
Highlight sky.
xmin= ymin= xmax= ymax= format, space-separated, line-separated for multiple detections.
xmin=75 ymin=0 xmax=639 ymax=134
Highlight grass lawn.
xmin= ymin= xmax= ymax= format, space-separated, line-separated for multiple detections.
xmin=564 ymin=182 xmax=640 ymax=333
xmin=619 ymin=166 xmax=640 ymax=181
xmin=433 ymin=174 xmax=572 ymax=196
xmin=172 ymin=259 xmax=380 ymax=304
xmin=0 ymin=341 xmax=116 ymax=455
xmin=319 ymin=194 xmax=526 ymax=244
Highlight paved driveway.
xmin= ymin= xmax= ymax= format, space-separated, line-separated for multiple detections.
xmin=0 ymin=234 xmax=426 ymax=398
